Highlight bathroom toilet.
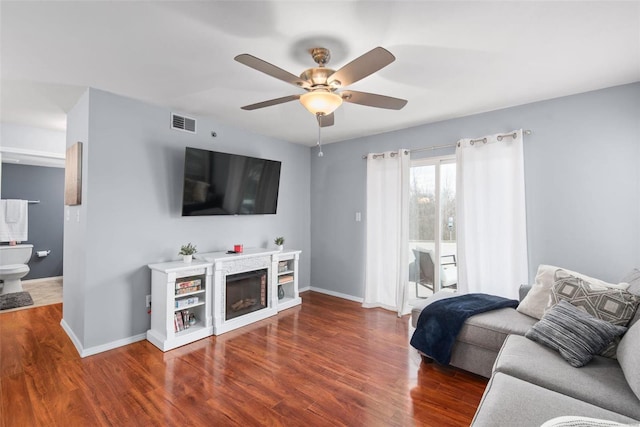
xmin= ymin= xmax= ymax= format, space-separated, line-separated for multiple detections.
xmin=0 ymin=244 xmax=33 ymax=295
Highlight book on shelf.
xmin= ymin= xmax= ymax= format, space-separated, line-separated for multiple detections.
xmin=278 ymin=275 xmax=294 ymax=284
xmin=175 ymin=312 xmax=185 ymax=332
xmin=174 ymin=309 xmax=194 ymax=332
xmin=175 ymin=285 xmax=201 ymax=295
xmin=175 ymin=279 xmax=201 ymax=290
xmin=175 ymin=296 xmax=199 ymax=309
xmin=182 ymin=310 xmax=189 ymax=329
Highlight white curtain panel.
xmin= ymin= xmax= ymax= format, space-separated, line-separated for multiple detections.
xmin=456 ymin=129 xmax=528 ymax=299
xmin=364 ymin=149 xmax=410 ymax=316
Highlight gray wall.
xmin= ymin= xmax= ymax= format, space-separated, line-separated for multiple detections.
xmin=65 ymin=88 xmax=311 ymax=351
xmin=1 ymin=163 xmax=64 ymax=279
xmin=311 ymin=82 xmax=640 ymax=299
xmin=64 ymin=89 xmax=90 ymax=345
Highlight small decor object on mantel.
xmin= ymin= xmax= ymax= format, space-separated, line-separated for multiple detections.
xmin=179 ymin=243 xmax=197 ymax=263
xmin=274 ymin=237 xmax=285 ymax=251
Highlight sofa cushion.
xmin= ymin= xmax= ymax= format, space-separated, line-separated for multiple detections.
xmin=622 ymin=269 xmax=640 ymax=294
xmin=471 ymin=372 xmax=639 ymax=427
xmin=517 ymin=265 xmax=629 ymax=320
xmin=525 ymin=301 xmax=627 ymax=367
xmin=494 ymin=335 xmax=640 ymax=419
xmin=621 ymin=268 xmax=640 ymax=326
xmin=617 ymin=320 xmax=640 ymax=402
xmin=457 ymin=307 xmax=537 ymax=352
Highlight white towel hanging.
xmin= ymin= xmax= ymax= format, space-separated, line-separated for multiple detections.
xmin=0 ymin=199 xmax=28 ymax=242
xmin=5 ymin=199 xmax=22 ymax=223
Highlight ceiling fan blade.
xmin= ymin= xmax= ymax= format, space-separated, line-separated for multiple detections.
xmin=341 ymin=90 xmax=407 ymax=110
xmin=235 ymin=54 xmax=310 ymax=89
xmin=328 ymin=47 xmax=395 ymax=87
xmin=317 ymin=113 xmax=335 ymax=127
xmin=240 ymin=94 xmax=300 ymax=111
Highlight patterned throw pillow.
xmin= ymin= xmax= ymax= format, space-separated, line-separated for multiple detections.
xmin=548 ymin=271 xmax=640 ymax=357
xmin=525 ymin=301 xmax=627 ymax=367
xmin=517 ymin=265 xmax=629 ymax=320
xmin=549 ymin=271 xmax=640 ymax=325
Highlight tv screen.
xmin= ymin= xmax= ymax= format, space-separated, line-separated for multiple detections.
xmin=181 ymin=148 xmax=281 ymax=216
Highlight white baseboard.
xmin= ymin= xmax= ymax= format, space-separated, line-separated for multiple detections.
xmin=308 ymin=286 xmax=364 ymax=303
xmin=23 ymin=276 xmax=63 ymax=284
xmin=60 ymin=318 xmax=83 ymax=356
xmin=81 ymin=333 xmax=147 ymax=358
xmin=60 ymin=318 xmax=146 ymax=358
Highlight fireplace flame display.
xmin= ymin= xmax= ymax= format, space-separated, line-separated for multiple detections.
xmin=231 ymin=298 xmax=257 ymax=311
xmin=225 ymin=269 xmax=268 ymax=320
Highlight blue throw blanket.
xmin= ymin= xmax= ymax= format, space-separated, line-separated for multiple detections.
xmin=410 ymin=293 xmax=519 ymax=365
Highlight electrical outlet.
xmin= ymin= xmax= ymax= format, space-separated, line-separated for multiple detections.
xmin=145 ymin=295 xmax=151 ymax=308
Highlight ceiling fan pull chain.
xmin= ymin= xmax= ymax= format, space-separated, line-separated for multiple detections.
xmin=317 ymin=114 xmax=324 ymax=157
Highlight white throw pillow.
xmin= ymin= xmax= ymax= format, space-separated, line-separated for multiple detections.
xmin=516 ymin=264 xmax=629 ymax=320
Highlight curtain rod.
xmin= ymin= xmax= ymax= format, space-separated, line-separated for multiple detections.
xmin=1 ymin=199 xmax=40 ymax=204
xmin=362 ymin=129 xmax=532 ymax=159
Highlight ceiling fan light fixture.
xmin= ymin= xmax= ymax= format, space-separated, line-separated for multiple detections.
xmin=299 ymin=91 xmax=343 ymax=116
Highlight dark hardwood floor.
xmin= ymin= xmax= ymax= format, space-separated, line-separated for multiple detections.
xmin=0 ymin=291 xmax=487 ymax=426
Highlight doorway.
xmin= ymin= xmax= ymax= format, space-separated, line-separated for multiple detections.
xmin=408 ymin=156 xmax=457 ymax=299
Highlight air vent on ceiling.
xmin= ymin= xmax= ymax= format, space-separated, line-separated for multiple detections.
xmin=171 ymin=113 xmax=196 ymax=134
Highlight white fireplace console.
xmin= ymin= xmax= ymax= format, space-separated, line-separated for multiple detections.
xmin=196 ymin=248 xmax=302 ymax=335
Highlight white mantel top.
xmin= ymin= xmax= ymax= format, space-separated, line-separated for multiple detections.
xmin=195 ymin=247 xmax=280 ymax=263
xmin=148 ymin=259 xmax=212 ymax=273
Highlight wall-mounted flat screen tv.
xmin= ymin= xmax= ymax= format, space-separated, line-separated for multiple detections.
xmin=181 ymin=147 xmax=281 ymax=216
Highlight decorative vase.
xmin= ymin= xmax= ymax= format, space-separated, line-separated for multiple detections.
xmin=277 ymin=245 xmax=284 ymax=252
xmin=183 ymin=254 xmax=192 ymax=263
xmin=278 ymin=285 xmax=285 ymax=300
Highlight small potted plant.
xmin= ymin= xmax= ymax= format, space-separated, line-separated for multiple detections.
xmin=274 ymin=237 xmax=285 ymax=251
xmin=179 ymin=243 xmax=197 ymax=263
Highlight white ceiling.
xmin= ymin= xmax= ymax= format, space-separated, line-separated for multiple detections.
xmin=1 ymin=1 xmax=639 ymax=147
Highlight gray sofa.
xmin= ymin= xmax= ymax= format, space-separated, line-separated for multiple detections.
xmin=410 ymin=268 xmax=640 ymax=426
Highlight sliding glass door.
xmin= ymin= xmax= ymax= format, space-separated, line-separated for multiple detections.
xmin=409 ymin=156 xmax=457 ymax=298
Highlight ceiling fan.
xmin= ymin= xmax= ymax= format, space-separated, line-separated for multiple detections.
xmin=234 ymin=47 xmax=408 ymax=127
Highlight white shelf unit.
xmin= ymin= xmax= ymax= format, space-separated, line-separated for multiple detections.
xmin=275 ymin=250 xmax=302 ymax=311
xmin=147 ymin=260 xmax=213 ymax=351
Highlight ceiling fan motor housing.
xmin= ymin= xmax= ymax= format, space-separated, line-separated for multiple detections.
xmin=300 ymin=67 xmax=337 ymax=89
xmin=299 ymin=48 xmax=341 ymax=89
